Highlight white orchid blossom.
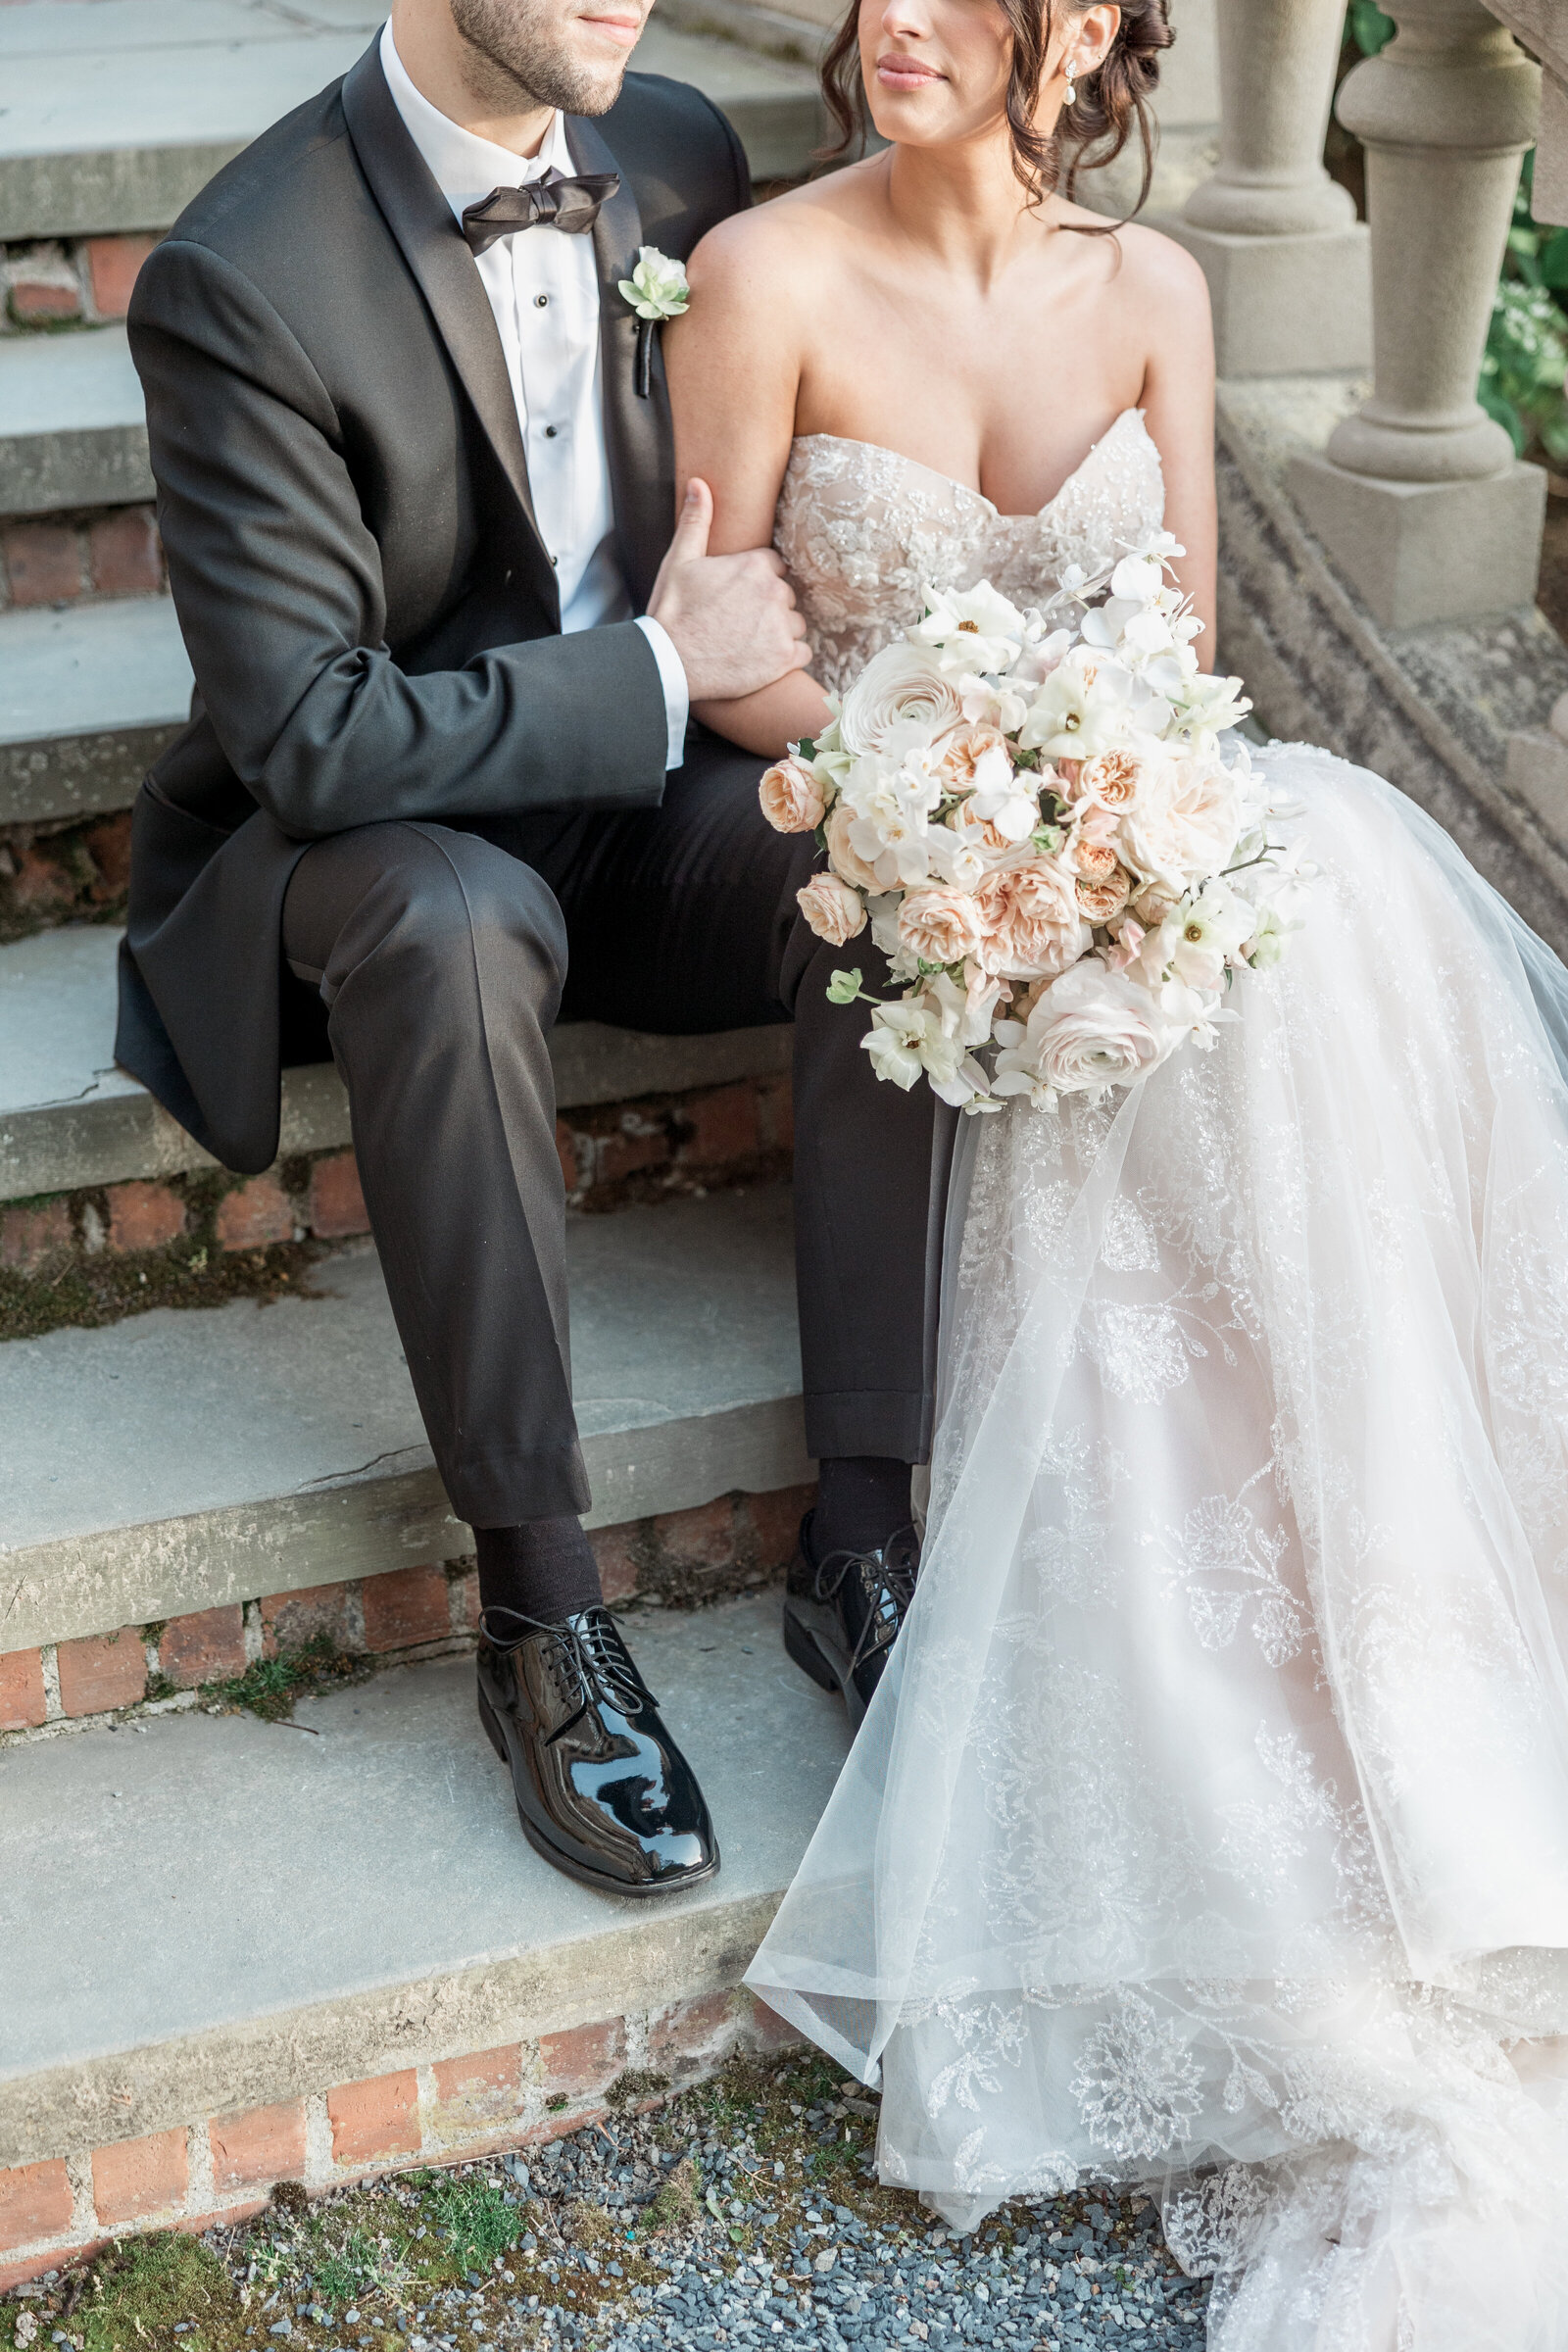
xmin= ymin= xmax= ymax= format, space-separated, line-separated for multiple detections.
xmin=915 ymin=580 xmax=1028 ymax=676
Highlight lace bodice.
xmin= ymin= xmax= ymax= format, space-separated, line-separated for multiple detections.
xmin=773 ymin=408 xmax=1165 ymax=694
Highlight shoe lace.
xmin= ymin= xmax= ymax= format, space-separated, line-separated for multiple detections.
xmin=811 ymin=1525 xmax=918 ymax=1674
xmin=479 ymin=1603 xmax=652 ymax=1726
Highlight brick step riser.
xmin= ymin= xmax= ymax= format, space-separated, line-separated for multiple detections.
xmin=0 ymin=1989 xmax=801 ymax=2290
xmin=0 ymin=1480 xmax=814 ymax=1738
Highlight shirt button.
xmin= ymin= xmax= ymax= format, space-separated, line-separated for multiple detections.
xmin=550 ymin=555 xmax=559 ymax=566
xmin=534 ymin=293 xmax=549 ymax=309
xmin=544 ymin=424 xmax=558 ymax=438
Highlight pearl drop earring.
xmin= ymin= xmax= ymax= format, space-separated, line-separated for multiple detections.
xmin=1064 ymin=57 xmax=1078 ymax=106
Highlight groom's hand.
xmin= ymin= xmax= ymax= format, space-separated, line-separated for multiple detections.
xmin=648 ymin=478 xmax=810 ymax=701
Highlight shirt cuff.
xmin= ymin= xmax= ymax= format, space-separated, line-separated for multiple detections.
xmin=634 ymin=613 xmax=690 ymax=771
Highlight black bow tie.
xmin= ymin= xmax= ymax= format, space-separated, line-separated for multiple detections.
xmin=459 ymin=168 xmax=620 ymax=254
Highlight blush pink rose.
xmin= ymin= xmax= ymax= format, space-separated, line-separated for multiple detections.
xmin=760 ymin=753 xmax=826 ymax=834
xmin=898 ymin=883 xmax=988 ymax=967
xmin=797 ymin=871 xmax=866 ymax=947
xmin=972 ymin=852 xmax=1092 ymax=980
xmin=825 ymin=803 xmax=886 ymax=895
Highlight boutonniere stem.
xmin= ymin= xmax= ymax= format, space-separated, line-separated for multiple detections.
xmin=619 ymin=246 xmax=689 ymax=401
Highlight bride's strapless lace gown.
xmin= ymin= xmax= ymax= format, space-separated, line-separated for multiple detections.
xmin=751 ymin=414 xmax=1568 ymax=2350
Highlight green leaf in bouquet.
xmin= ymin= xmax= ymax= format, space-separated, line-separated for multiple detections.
xmin=826 ymin=967 xmax=865 ymax=1004
xmin=796 ymin=737 xmax=817 ymax=761
xmin=1031 ymin=824 xmax=1064 ymax=856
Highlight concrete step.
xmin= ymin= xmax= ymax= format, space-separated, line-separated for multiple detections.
xmin=0 ymin=0 xmax=825 ymax=241
xmin=0 ymin=324 xmax=151 ymax=517
xmin=1 ymin=1182 xmax=808 ymax=1654
xmin=0 ymin=922 xmax=791 ymax=1203
xmin=0 ymin=1592 xmax=846 ymax=2177
xmin=0 ymin=596 xmax=191 ymax=829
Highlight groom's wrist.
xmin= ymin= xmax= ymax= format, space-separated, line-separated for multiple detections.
xmin=634 ymin=614 xmax=689 ymax=771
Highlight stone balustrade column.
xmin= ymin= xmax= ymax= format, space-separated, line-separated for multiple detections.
xmin=1166 ymin=0 xmax=1370 ymax=375
xmin=1290 ymin=0 xmax=1543 ymax=628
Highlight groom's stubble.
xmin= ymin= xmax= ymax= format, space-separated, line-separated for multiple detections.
xmin=448 ymin=0 xmax=636 ymax=118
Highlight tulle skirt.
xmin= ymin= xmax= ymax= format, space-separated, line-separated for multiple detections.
xmin=749 ymin=744 xmax=1568 ymax=2350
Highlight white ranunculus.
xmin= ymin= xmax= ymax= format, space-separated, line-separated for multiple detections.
xmin=1115 ymin=750 xmax=1244 ymax=893
xmin=1017 ymin=652 xmax=1135 ymax=762
xmin=915 ymin=580 xmax=1027 ymax=676
xmin=1024 ymin=960 xmax=1180 ymax=1099
xmin=838 ymin=643 xmax=966 ymax=757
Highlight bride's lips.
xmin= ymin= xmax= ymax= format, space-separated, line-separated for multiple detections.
xmin=579 ymin=10 xmax=643 ymax=44
xmin=876 ymin=50 xmax=945 ymax=87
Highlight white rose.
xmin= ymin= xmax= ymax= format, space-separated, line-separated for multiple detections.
xmin=1115 ymin=751 xmax=1244 ymax=893
xmin=838 ymin=643 xmax=966 ymax=757
xmin=1025 ymin=961 xmax=1179 ymax=1099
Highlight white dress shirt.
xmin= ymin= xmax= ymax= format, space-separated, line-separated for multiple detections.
xmin=381 ymin=21 xmax=687 ymax=767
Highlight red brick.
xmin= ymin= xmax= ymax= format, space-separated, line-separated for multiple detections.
xmin=56 ymin=1628 xmax=146 ymax=1717
xmin=556 ymin=1121 xmax=580 ymax=1193
xmin=88 ymin=508 xmax=162 ymax=596
xmin=647 ymin=1989 xmax=740 ymax=2065
xmin=679 ymin=1083 xmax=760 ymax=1169
xmin=86 ymin=232 xmax=159 ymax=318
xmin=159 ymin=1604 xmax=246 ymax=1688
xmin=8 ymin=276 xmax=79 ymax=325
xmin=759 ymin=1073 xmax=794 ymax=1153
xmin=308 ymin=1150 xmax=369 ymax=1239
xmin=260 ymin=1583 xmax=355 ymax=1660
xmin=746 ymin=1993 xmax=802 ymax=2053
xmin=2 ymin=520 xmax=82 ymax=605
xmin=105 ymin=1179 xmax=185 ymax=1254
xmin=450 ymin=1563 xmax=480 ymax=1632
xmin=747 ymin=1483 xmax=816 ymax=1576
xmin=0 ymin=2159 xmax=73 ymax=2251
xmin=656 ymin=1496 xmax=737 ymax=1573
xmin=209 ymin=2100 xmax=307 ymax=2192
xmin=0 ymin=1199 xmax=71 ymax=1273
xmin=215 ymin=1175 xmax=293 ymax=1250
xmin=3 ymin=841 xmax=78 ymax=925
xmin=429 ymin=2045 xmax=523 ymax=2145
xmin=539 ymin=2017 xmax=625 ymax=2097
xmin=82 ymin=810 xmax=133 ymax=902
xmin=589 ymin=1520 xmax=643 ymax=1606
xmin=91 ymin=2128 xmax=187 ymax=2226
xmin=327 ymin=2071 xmax=420 ymax=2166
xmin=0 ymin=1649 xmax=47 ymax=1733
xmin=361 ymin=1562 xmax=449 ymax=1653
xmin=591 ymin=1121 xmax=668 ymax=1185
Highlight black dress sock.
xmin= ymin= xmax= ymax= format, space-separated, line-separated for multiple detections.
xmin=474 ymin=1516 xmax=605 ymax=1624
xmin=809 ymin=1455 xmax=913 ymax=1564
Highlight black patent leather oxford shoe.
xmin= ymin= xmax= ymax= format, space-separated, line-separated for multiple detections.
xmin=476 ymin=1604 xmax=718 ymax=1897
xmin=781 ymin=1515 xmax=918 ymax=1729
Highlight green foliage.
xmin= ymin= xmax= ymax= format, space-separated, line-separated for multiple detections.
xmin=83 ymin=2232 xmax=234 ymax=2352
xmin=212 ymin=1631 xmax=357 ymax=1722
xmin=419 ymin=2174 xmax=521 ymax=2273
xmin=1347 ymin=1 xmax=1395 ymax=56
xmin=1484 ymin=158 xmax=1568 ymax=468
xmin=312 ymin=2228 xmax=381 ymax=2307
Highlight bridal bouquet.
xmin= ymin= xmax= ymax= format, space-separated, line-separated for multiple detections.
xmin=759 ymin=536 xmax=1306 ymax=1112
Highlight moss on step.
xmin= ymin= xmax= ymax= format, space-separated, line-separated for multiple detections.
xmin=0 ymin=1237 xmax=321 ymax=1345
xmin=206 ymin=1634 xmax=368 ymax=1725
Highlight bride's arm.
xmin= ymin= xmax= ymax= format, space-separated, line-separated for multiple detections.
xmin=1124 ymin=231 xmax=1219 ymax=669
xmin=663 ymin=209 xmax=834 ymax=759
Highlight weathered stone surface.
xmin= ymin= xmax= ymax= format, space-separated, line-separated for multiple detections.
xmin=1215 ymin=372 xmax=1568 ymax=959
xmin=0 ymin=326 xmax=152 ymax=516
xmin=0 ymin=599 xmax=190 ymax=827
xmin=0 ymin=1190 xmax=809 ymax=1649
xmin=0 ymin=1598 xmax=848 ymax=2166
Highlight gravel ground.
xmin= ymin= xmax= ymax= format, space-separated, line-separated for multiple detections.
xmin=3 ymin=2049 xmax=1210 ymax=2352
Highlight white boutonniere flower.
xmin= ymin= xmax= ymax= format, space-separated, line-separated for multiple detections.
xmin=619 ymin=247 xmax=690 ymax=321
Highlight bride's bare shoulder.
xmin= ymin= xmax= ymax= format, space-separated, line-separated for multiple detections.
xmin=684 ymin=163 xmax=882 ymax=318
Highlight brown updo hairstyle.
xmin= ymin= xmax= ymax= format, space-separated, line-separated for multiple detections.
xmin=819 ymin=0 xmax=1173 ymax=219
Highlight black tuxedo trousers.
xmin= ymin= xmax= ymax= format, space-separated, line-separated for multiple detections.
xmin=280 ymin=731 xmax=941 ymax=1528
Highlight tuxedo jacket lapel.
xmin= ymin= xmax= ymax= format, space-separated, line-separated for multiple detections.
xmin=567 ymin=114 xmax=674 ymax=615
xmin=340 ymin=42 xmax=560 ymax=620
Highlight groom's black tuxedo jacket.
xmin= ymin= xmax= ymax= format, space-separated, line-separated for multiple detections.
xmin=118 ymin=40 xmax=751 ymax=1174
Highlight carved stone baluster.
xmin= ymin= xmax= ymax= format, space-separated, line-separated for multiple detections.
xmin=1167 ymin=0 xmax=1370 ymax=375
xmin=1290 ymin=0 xmax=1543 ymax=628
